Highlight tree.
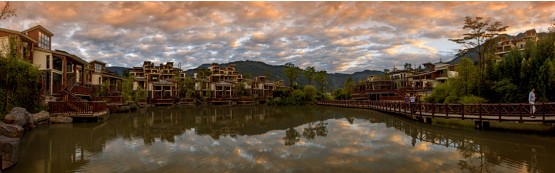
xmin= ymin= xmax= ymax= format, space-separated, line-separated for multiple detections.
xmin=450 ymin=16 xmax=508 ymax=96
xmin=404 ymin=63 xmax=412 ymax=70
xmin=101 ymin=80 xmax=110 ymax=96
xmin=195 ymin=68 xmax=212 ymax=79
xmin=121 ymin=76 xmax=134 ymax=102
xmin=548 ymin=18 xmax=555 ymax=33
xmin=134 ymin=86 xmax=146 ymax=102
xmin=235 ymin=82 xmax=247 ymax=97
xmin=314 ymin=70 xmax=327 ymax=93
xmin=0 ymin=2 xmax=16 ymax=21
xmin=284 ymin=62 xmax=300 ymax=87
xmin=0 ymin=36 xmax=41 ymax=112
xmin=122 ymin=69 xmax=130 ymax=78
xmin=454 ymin=58 xmax=479 ymax=96
xmin=304 ymin=66 xmax=316 ymax=85
xmin=344 ymin=75 xmax=354 ymax=91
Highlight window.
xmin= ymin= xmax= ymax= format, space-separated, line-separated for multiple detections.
xmin=66 ymin=63 xmax=73 ymax=73
xmin=95 ymin=64 xmax=102 ymax=73
xmin=46 ymin=55 xmax=50 ymax=69
xmin=39 ymin=32 xmax=50 ymax=50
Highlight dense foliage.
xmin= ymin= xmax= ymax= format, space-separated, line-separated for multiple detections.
xmin=428 ymin=32 xmax=555 ymax=103
xmin=267 ymin=85 xmax=331 ymax=105
xmin=0 ymin=37 xmax=42 ymax=113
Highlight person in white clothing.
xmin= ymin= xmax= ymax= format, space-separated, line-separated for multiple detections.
xmin=529 ymin=88 xmax=536 ymax=117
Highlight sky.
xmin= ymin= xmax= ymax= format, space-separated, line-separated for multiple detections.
xmin=2 ymin=1 xmax=555 ymax=73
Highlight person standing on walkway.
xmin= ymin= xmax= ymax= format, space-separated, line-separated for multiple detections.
xmin=529 ymin=88 xmax=536 ymax=117
xmin=404 ymin=94 xmax=409 ymax=110
xmin=410 ymin=94 xmax=416 ymax=113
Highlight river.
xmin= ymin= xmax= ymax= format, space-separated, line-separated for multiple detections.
xmin=7 ymin=105 xmax=555 ymax=172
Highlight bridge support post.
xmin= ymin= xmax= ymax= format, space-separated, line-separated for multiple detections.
xmin=474 ymin=121 xmax=490 ymax=129
xmin=483 ymin=121 xmax=490 ymax=129
xmin=474 ymin=121 xmax=482 ymax=129
xmin=425 ymin=117 xmax=432 ymax=124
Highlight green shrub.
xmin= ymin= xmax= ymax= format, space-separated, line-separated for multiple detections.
xmin=444 ymin=95 xmax=459 ymax=103
xmin=332 ymin=89 xmax=351 ymax=100
xmin=459 ymin=95 xmax=487 ymax=104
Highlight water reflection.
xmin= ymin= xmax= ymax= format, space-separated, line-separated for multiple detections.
xmin=8 ymin=105 xmax=555 ymax=173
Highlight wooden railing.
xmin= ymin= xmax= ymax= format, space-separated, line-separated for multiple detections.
xmin=71 ymin=85 xmax=92 ymax=95
xmin=92 ymin=96 xmax=124 ymax=104
xmin=152 ymin=97 xmax=177 ymax=105
xmin=317 ymin=100 xmax=555 ymax=123
xmin=380 ymin=96 xmax=404 ymax=100
xmin=52 ymin=84 xmax=63 ymax=95
xmin=49 ymin=101 xmax=108 ymax=115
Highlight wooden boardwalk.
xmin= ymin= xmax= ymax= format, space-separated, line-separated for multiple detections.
xmin=317 ymin=100 xmax=555 ymax=123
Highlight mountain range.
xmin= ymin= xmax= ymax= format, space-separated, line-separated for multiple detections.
xmin=107 ymin=60 xmax=383 ymax=91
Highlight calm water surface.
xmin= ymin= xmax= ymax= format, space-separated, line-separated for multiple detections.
xmin=7 ymin=105 xmax=555 ymax=173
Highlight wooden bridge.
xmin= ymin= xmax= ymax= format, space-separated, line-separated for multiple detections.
xmin=317 ymin=100 xmax=555 ymax=124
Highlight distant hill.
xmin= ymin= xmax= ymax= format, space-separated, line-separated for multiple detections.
xmin=107 ymin=60 xmax=383 ymax=91
xmin=106 ymin=66 xmax=129 ymax=77
xmin=184 ymin=60 xmax=383 ymax=91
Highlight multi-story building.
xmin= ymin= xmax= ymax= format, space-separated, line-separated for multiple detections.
xmin=130 ymin=61 xmax=179 ymax=100
xmin=352 ymin=61 xmax=458 ymax=100
xmin=0 ymin=27 xmax=35 ymax=61
xmin=250 ymin=76 xmax=279 ymax=99
xmin=0 ymin=25 xmax=122 ymax=116
xmin=194 ymin=63 xmax=244 ymax=99
xmin=495 ymin=29 xmax=538 ymax=57
xmin=411 ymin=62 xmax=457 ymax=89
xmin=389 ymin=70 xmax=414 ymax=89
xmin=1 ymin=25 xmax=91 ymax=96
xmin=88 ymin=60 xmax=122 ymax=96
xmin=193 ymin=63 xmax=280 ymax=100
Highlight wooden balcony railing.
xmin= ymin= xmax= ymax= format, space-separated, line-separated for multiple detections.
xmin=71 ymin=85 xmax=92 ymax=95
xmin=49 ymin=101 xmax=108 ymax=115
xmin=52 ymin=84 xmax=63 ymax=95
xmin=92 ymin=96 xmax=124 ymax=104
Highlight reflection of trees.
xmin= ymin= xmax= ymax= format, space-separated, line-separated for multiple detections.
xmin=359 ymin=106 xmax=551 ymax=173
xmin=302 ymin=120 xmax=328 ymax=141
xmin=303 ymin=122 xmax=316 ymax=140
xmin=346 ymin=117 xmax=355 ymax=124
xmin=315 ymin=121 xmax=328 ymax=137
xmin=283 ymin=127 xmax=301 ymax=146
xmin=15 ymin=105 xmax=554 ymax=173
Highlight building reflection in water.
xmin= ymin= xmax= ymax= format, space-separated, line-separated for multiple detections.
xmin=9 ymin=105 xmax=555 ymax=173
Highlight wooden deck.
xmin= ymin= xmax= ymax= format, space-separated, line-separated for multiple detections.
xmin=49 ymin=101 xmax=109 ymax=118
xmin=317 ymin=100 xmax=555 ymax=123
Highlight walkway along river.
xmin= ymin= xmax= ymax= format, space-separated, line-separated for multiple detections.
xmin=318 ymin=100 xmax=555 ymax=129
xmin=6 ymin=105 xmax=555 ymax=172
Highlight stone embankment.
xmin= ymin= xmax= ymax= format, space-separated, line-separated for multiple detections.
xmin=0 ymin=107 xmax=73 ymax=171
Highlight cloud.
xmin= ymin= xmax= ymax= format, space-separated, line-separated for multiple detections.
xmin=1 ymin=2 xmax=554 ymax=73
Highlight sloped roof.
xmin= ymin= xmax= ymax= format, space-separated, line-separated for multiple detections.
xmin=90 ymin=60 xmax=106 ymax=65
xmin=54 ymin=49 xmax=87 ymax=65
xmin=22 ymin=25 xmax=54 ymax=36
xmin=0 ymin=27 xmax=37 ymax=43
